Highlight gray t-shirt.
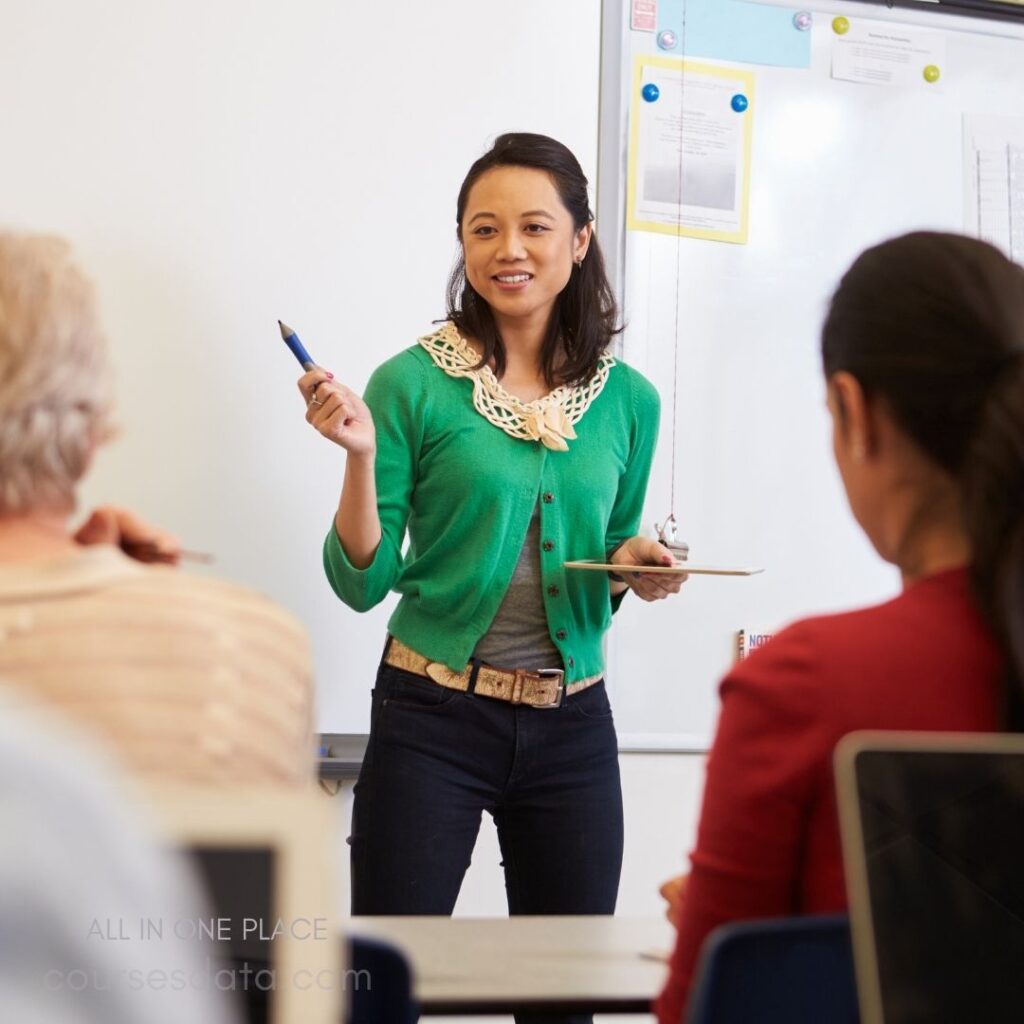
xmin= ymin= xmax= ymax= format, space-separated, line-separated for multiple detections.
xmin=472 ymin=504 xmax=562 ymax=671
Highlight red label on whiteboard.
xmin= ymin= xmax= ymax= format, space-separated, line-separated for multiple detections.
xmin=631 ymin=0 xmax=657 ymax=31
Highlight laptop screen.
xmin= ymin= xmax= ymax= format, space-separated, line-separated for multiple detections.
xmin=144 ymin=785 xmax=340 ymax=1024
xmin=844 ymin=741 xmax=1024 ymax=1024
xmin=191 ymin=846 xmax=276 ymax=1024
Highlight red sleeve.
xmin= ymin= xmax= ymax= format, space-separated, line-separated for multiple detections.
xmin=655 ymin=622 xmax=832 ymax=1024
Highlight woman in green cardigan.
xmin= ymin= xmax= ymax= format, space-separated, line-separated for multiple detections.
xmin=299 ymin=134 xmax=682 ymax=1005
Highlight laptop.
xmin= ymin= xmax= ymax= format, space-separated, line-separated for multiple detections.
xmin=835 ymin=732 xmax=1024 ymax=1024
xmin=144 ymin=786 xmax=342 ymax=1024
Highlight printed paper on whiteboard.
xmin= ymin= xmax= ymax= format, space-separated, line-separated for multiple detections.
xmin=627 ymin=56 xmax=754 ymax=244
xmin=964 ymin=113 xmax=1024 ymax=266
xmin=831 ymin=19 xmax=946 ymax=92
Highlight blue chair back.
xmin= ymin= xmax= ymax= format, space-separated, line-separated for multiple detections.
xmin=347 ymin=934 xmax=418 ymax=1024
xmin=684 ymin=914 xmax=858 ymax=1024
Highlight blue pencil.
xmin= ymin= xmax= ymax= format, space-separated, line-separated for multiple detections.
xmin=278 ymin=319 xmax=316 ymax=371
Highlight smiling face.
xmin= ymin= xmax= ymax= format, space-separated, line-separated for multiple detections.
xmin=460 ymin=165 xmax=591 ymax=336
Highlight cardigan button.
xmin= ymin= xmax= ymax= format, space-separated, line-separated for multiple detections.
xmin=542 ymin=540 xmax=554 ymax=552
xmin=556 ymin=629 xmax=567 ymax=641
xmin=568 ymin=657 xmax=575 ymax=668
xmin=542 ymin=492 xmax=554 ymax=504
xmin=547 ymin=585 xmax=560 ymax=597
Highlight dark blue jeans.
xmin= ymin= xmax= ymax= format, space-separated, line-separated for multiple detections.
xmin=350 ymin=659 xmax=624 ymax=1024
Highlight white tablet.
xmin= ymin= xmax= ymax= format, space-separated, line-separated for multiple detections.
xmin=563 ymin=560 xmax=763 ymax=576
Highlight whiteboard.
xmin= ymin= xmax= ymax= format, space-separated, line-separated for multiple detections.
xmin=600 ymin=0 xmax=1024 ymax=748
xmin=0 ymin=0 xmax=601 ymax=733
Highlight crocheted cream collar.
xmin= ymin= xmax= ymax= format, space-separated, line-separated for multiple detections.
xmin=418 ymin=322 xmax=614 ymax=451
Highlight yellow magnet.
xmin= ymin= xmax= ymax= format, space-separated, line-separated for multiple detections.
xmin=832 ymin=16 xmax=850 ymax=34
xmin=923 ymin=64 xmax=941 ymax=83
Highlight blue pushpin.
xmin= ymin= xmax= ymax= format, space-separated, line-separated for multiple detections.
xmin=731 ymin=94 xmax=749 ymax=113
xmin=642 ymin=83 xmax=660 ymax=103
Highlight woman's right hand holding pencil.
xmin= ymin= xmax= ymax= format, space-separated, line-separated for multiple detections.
xmin=299 ymin=368 xmax=382 ymax=569
xmin=298 ymin=369 xmax=376 ymax=458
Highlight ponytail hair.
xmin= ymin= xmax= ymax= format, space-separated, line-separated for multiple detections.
xmin=962 ymin=357 xmax=1024 ymax=726
xmin=445 ymin=133 xmax=622 ymax=387
xmin=822 ymin=232 xmax=1024 ymax=727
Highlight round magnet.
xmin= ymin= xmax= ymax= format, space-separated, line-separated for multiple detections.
xmin=657 ymin=29 xmax=678 ymax=50
xmin=923 ymin=64 xmax=941 ymax=83
xmin=731 ymin=93 xmax=749 ymax=113
xmin=832 ymin=16 xmax=850 ymax=35
xmin=793 ymin=11 xmax=812 ymax=31
xmin=642 ymin=83 xmax=660 ymax=103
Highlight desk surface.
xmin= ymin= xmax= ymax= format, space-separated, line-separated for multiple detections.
xmin=348 ymin=915 xmax=674 ymax=1016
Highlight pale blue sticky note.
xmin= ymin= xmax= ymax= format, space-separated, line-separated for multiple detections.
xmin=657 ymin=0 xmax=811 ymax=69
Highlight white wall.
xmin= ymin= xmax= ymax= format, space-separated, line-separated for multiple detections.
xmin=0 ymin=0 xmax=603 ymax=734
xmin=2 ymin=0 xmax=706 ymax=956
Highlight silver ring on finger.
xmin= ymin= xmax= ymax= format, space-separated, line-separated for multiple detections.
xmin=309 ymin=398 xmax=323 ymax=407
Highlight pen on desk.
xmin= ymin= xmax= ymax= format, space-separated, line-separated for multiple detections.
xmin=278 ymin=319 xmax=316 ymax=371
xmin=121 ymin=541 xmax=215 ymax=564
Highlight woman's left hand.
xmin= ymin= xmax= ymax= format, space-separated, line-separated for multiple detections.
xmin=610 ymin=536 xmax=688 ymax=602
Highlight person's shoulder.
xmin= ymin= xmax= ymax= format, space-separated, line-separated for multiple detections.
xmin=728 ymin=618 xmax=819 ymax=691
xmin=774 ymin=572 xmax=975 ymax=660
xmin=119 ymin=566 xmax=309 ymax=645
xmin=713 ymin=616 xmax=841 ymax=742
xmin=733 ymin=600 xmax=893 ymax=677
xmin=381 ymin=340 xmax=434 ymax=371
xmin=723 ymin=572 xmax=995 ymax=739
xmin=367 ymin=342 xmax=432 ymax=389
xmin=605 ymin=357 xmax=660 ymax=416
xmin=725 ymin=582 xmax=941 ymax=700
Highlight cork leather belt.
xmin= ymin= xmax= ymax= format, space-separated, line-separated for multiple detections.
xmin=384 ymin=637 xmax=601 ymax=709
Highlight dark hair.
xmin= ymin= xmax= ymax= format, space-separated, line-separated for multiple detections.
xmin=445 ymin=133 xmax=622 ymax=387
xmin=822 ymin=231 xmax=1024 ymax=727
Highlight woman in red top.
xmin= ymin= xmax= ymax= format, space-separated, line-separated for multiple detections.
xmin=657 ymin=231 xmax=1024 ymax=1024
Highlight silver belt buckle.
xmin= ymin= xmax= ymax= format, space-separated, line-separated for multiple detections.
xmin=535 ymin=668 xmax=565 ymax=708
